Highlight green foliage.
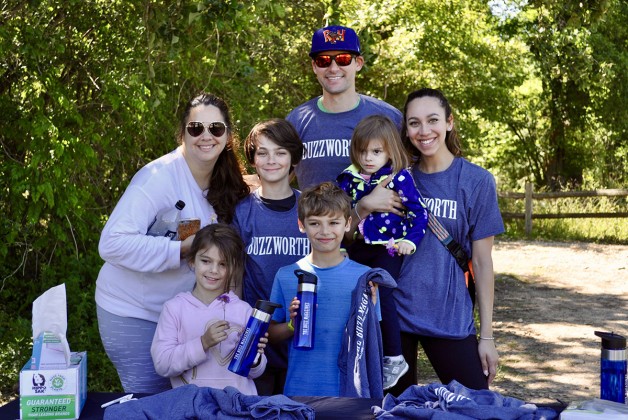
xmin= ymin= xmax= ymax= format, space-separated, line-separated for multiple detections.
xmin=337 ymin=0 xmax=533 ymax=182
xmin=0 ymin=0 xmax=626 ymax=397
xmin=0 ymin=313 xmax=30 ymax=398
xmin=497 ymin=0 xmax=628 ymax=189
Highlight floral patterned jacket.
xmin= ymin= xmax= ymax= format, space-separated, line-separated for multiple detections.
xmin=336 ymin=163 xmax=428 ymax=253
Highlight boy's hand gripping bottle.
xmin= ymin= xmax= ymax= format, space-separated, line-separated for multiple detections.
xmin=293 ymin=269 xmax=318 ymax=349
xmin=228 ymin=300 xmax=281 ymax=377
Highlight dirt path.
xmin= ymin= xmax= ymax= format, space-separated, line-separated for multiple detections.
xmin=488 ymin=239 xmax=628 ymax=404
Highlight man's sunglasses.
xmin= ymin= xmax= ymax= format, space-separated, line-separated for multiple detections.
xmin=313 ymin=53 xmax=355 ymax=68
xmin=186 ymin=121 xmax=228 ymax=137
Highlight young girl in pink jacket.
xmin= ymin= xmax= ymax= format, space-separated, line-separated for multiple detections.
xmin=151 ymin=224 xmax=268 ymax=394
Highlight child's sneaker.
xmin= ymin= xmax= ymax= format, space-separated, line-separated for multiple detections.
xmin=382 ymin=355 xmax=409 ymax=390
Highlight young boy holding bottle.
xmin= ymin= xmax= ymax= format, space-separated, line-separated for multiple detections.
xmin=268 ymin=182 xmax=380 ymax=397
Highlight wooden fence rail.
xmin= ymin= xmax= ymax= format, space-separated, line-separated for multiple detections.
xmin=499 ymin=182 xmax=628 ymax=235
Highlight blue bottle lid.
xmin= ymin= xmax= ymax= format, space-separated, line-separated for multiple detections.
xmin=254 ymin=300 xmax=282 ymax=315
xmin=595 ymin=331 xmax=626 ymax=349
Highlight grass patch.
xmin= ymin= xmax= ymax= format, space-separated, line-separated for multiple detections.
xmin=416 ymin=347 xmax=440 ymax=385
xmin=499 ymin=195 xmax=628 ymax=244
xmin=496 ymin=364 xmax=518 ymax=376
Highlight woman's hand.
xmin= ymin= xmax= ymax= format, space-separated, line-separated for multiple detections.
xmin=479 ymin=338 xmax=499 ymax=385
xmin=200 ymin=320 xmax=229 ymax=351
xmin=180 ymin=234 xmax=196 ymax=259
xmin=358 ymin=175 xmax=405 ymax=217
xmin=346 ymin=176 xmax=406 ymax=241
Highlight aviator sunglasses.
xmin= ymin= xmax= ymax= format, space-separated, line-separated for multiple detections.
xmin=313 ymin=53 xmax=355 ymax=68
xmin=186 ymin=121 xmax=228 ymax=137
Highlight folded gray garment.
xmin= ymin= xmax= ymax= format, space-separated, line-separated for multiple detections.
xmin=372 ymin=380 xmax=560 ymax=420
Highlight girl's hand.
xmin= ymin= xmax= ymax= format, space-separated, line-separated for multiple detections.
xmin=257 ymin=332 xmax=269 ymax=355
xmin=396 ymin=241 xmax=414 ymax=255
xmin=201 ymin=320 xmax=229 ymax=351
xmin=368 ymin=281 xmax=378 ymax=305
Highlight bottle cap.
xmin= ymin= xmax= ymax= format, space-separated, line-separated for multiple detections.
xmin=254 ymin=300 xmax=282 ymax=315
xmin=595 ymin=331 xmax=626 ymax=349
xmin=175 ymin=200 xmax=185 ymax=210
xmin=294 ymin=269 xmax=318 ymax=285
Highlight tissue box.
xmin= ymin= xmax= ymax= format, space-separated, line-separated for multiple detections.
xmin=19 ymin=352 xmax=87 ymax=420
xmin=30 ymin=332 xmax=71 ymax=370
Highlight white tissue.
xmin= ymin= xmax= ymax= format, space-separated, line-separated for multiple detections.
xmin=30 ymin=283 xmax=71 ymax=369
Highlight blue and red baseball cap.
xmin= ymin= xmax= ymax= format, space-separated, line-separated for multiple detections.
xmin=309 ymin=25 xmax=361 ymax=58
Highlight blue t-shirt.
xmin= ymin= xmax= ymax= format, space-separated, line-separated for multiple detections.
xmin=269 ymin=257 xmax=371 ymax=397
xmin=232 ymin=189 xmax=310 ymax=307
xmin=286 ymin=94 xmax=402 ymax=190
xmin=396 ymin=158 xmax=504 ymax=339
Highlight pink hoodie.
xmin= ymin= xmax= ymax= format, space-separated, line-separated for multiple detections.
xmin=151 ymin=291 xmax=266 ymax=395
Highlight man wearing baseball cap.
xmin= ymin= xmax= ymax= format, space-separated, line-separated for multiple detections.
xmin=285 ymin=24 xmax=409 ymax=393
xmin=286 ymin=25 xmax=403 ymax=191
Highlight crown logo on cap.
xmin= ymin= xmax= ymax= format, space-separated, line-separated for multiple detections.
xmin=323 ymin=29 xmax=345 ymax=44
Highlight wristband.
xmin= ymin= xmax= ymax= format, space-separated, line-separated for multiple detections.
xmin=479 ymin=336 xmax=494 ymax=340
xmin=287 ymin=319 xmax=294 ymax=332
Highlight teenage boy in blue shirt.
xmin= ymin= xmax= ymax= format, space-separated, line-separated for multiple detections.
xmin=232 ymin=118 xmax=310 ymax=395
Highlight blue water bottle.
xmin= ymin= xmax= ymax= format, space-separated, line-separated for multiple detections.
xmin=594 ymin=331 xmax=626 ymax=404
xmin=228 ymin=300 xmax=281 ymax=377
xmin=293 ymin=269 xmax=318 ymax=349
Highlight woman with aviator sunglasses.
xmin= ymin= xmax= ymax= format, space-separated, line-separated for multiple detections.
xmin=95 ymin=92 xmax=249 ymax=393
